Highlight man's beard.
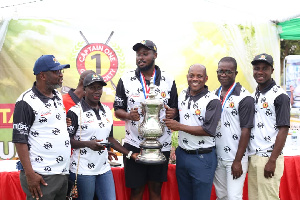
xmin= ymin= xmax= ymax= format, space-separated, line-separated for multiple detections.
xmin=139 ymin=60 xmax=154 ymax=72
xmin=46 ymin=81 xmax=61 ymax=91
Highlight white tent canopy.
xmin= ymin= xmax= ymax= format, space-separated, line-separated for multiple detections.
xmin=1 ymin=0 xmax=300 ymax=23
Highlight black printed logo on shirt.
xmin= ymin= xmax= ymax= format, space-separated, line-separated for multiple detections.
xmin=35 ymin=156 xmax=43 ymax=163
xmin=184 ymin=113 xmax=190 ymax=120
xmin=39 ymin=117 xmax=47 ymax=123
xmin=183 ymin=138 xmax=188 ymax=144
xmin=162 ymin=142 xmax=171 ymax=148
xmin=86 ymin=112 xmax=93 ymax=118
xmin=224 ymin=146 xmax=231 ymax=153
xmin=231 ymin=109 xmax=238 ymax=116
xmin=45 ymin=103 xmax=51 ymax=108
xmin=65 ymin=140 xmax=70 ymax=147
xmin=232 ymin=134 xmax=239 ymax=140
xmin=216 ymin=132 xmax=222 ymax=138
xmin=56 ymin=156 xmax=63 ymax=163
xmin=56 ymin=113 xmax=61 ymax=120
xmin=224 ymin=121 xmax=230 ymax=127
xmin=264 ymin=136 xmax=271 ymax=142
xmin=44 ymin=166 xmax=51 ymax=172
xmin=257 ymin=122 xmax=264 ymax=128
xmin=130 ymin=76 xmax=137 ymax=81
xmin=265 ymin=109 xmax=272 ymax=116
xmin=131 ymin=121 xmax=137 ymax=126
xmin=71 ymin=161 xmax=76 ymax=167
xmin=52 ymin=128 xmax=60 ymax=135
xmin=31 ymin=131 xmax=39 ymax=137
xmin=30 ymin=94 xmax=37 ymax=99
xmin=198 ymin=140 xmax=205 ymax=145
xmin=80 ymin=149 xmax=87 ymax=155
xmin=98 ymin=150 xmax=104 ymax=155
xmin=81 ymin=125 xmax=88 ymax=130
xmin=43 ymin=142 xmax=53 ymax=150
xmin=88 ymin=163 xmax=95 ymax=169
xmin=129 ymin=98 xmax=135 ymax=104
xmin=98 ymin=122 xmax=105 ymax=128
xmin=90 ymin=136 xmax=97 ymax=140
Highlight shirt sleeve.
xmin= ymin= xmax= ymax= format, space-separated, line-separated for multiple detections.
xmin=113 ymin=78 xmax=127 ymax=111
xmin=274 ymin=93 xmax=290 ymax=127
xmin=202 ymin=99 xmax=222 ymax=136
xmin=67 ymin=110 xmax=79 ymax=137
xmin=238 ymin=96 xmax=255 ymax=128
xmin=12 ymin=100 xmax=35 ymax=144
xmin=109 ymin=124 xmax=113 ymax=137
xmin=167 ymin=80 xmax=179 ymax=109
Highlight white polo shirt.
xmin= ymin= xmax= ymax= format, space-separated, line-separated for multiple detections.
xmin=67 ymin=99 xmax=113 ymax=175
xmin=12 ymin=83 xmax=70 ymax=175
xmin=113 ymin=66 xmax=178 ymax=151
xmin=248 ymin=80 xmax=290 ymax=157
xmin=178 ymin=86 xmax=222 ymax=150
xmin=214 ymin=83 xmax=254 ymax=161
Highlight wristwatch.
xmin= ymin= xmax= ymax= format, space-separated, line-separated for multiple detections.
xmin=126 ymin=151 xmax=133 ymax=159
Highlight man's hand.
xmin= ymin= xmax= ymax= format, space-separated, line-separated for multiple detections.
xmin=264 ymin=159 xmax=276 ymax=178
xmin=26 ymin=172 xmax=47 ymax=199
xmin=87 ymin=139 xmax=105 ymax=151
xmin=66 ymin=117 xmax=71 ymax=127
xmin=231 ymin=160 xmax=243 ymax=179
xmin=163 ymin=118 xmax=181 ymax=131
xmin=164 ymin=104 xmax=177 ymax=119
xmin=108 ymin=151 xmax=118 ymax=161
xmin=129 ymin=107 xmax=140 ymax=121
xmin=131 ymin=152 xmax=139 ymax=160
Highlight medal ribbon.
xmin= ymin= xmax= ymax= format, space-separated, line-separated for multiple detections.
xmin=218 ymin=82 xmax=236 ymax=111
xmin=140 ymin=69 xmax=156 ymax=99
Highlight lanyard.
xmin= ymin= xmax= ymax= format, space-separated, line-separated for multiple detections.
xmin=140 ymin=69 xmax=156 ymax=99
xmin=218 ymin=82 xmax=236 ymax=111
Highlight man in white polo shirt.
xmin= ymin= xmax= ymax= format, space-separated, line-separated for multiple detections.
xmin=213 ymin=57 xmax=255 ymax=200
xmin=12 ymin=55 xmax=71 ymax=200
xmin=164 ymin=64 xmax=221 ymax=200
xmin=248 ymin=53 xmax=290 ymax=200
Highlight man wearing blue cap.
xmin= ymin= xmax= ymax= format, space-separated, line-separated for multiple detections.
xmin=12 ymin=55 xmax=71 ymax=200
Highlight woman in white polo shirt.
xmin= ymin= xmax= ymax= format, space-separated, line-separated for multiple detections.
xmin=67 ymin=73 xmax=116 ymax=200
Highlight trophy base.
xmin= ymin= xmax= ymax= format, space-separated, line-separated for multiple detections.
xmin=136 ymin=140 xmax=166 ymax=165
xmin=136 ymin=148 xmax=166 ymax=165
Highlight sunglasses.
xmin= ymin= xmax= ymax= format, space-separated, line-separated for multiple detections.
xmin=50 ymin=69 xmax=64 ymax=75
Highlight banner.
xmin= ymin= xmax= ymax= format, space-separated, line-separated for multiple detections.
xmin=0 ymin=19 xmax=280 ymax=159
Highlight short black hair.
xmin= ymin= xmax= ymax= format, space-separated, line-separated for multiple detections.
xmin=218 ymin=57 xmax=237 ymax=70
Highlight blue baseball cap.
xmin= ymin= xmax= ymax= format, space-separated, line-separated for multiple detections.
xmin=33 ymin=55 xmax=70 ymax=75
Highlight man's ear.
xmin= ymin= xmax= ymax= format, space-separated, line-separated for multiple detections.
xmin=38 ymin=72 xmax=47 ymax=81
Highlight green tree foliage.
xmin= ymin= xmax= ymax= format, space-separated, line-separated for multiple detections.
xmin=280 ymin=40 xmax=300 ymax=73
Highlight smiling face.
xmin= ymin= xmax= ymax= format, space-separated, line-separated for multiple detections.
xmin=187 ymin=64 xmax=208 ymax=96
xmin=85 ymin=82 xmax=103 ymax=105
xmin=253 ymin=62 xmax=274 ymax=89
xmin=217 ymin=61 xmax=237 ymax=89
xmin=136 ymin=47 xmax=157 ymax=72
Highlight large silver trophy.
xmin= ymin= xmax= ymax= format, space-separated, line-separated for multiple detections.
xmin=136 ymin=77 xmax=166 ymax=164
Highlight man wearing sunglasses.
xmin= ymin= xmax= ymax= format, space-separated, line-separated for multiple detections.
xmin=12 ymin=55 xmax=71 ymax=200
xmin=213 ymin=57 xmax=255 ymax=200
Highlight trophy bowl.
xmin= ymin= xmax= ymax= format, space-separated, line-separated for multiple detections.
xmin=136 ymin=78 xmax=167 ymax=164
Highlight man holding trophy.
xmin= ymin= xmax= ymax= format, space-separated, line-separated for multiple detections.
xmin=113 ymin=40 xmax=178 ymax=200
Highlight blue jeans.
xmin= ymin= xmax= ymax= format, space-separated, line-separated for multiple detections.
xmin=69 ymin=170 xmax=116 ymax=200
xmin=176 ymin=147 xmax=217 ymax=200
